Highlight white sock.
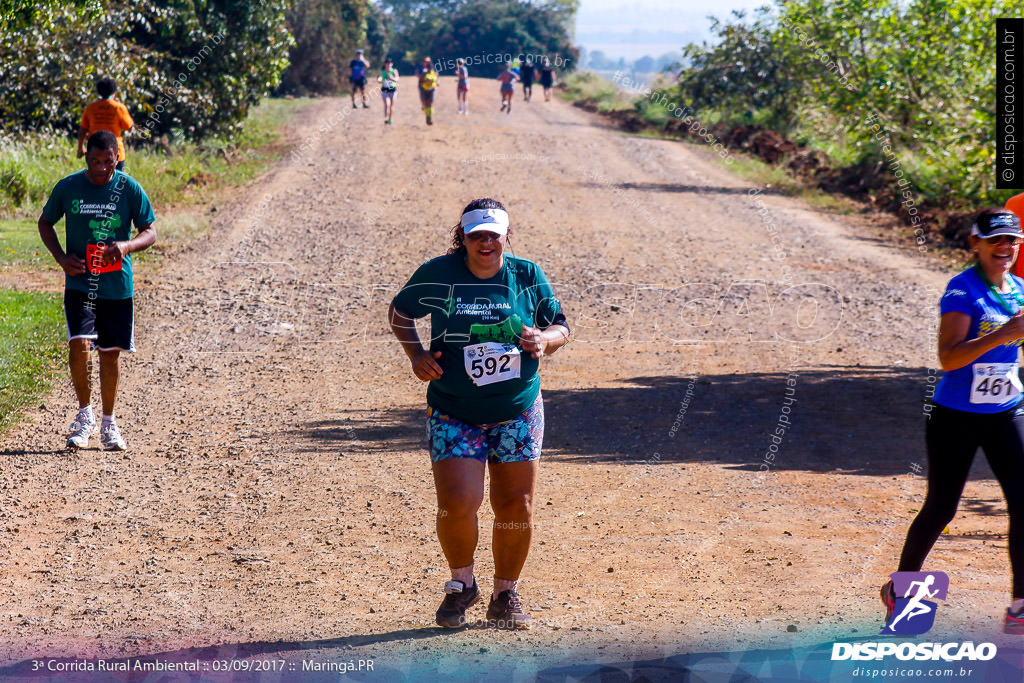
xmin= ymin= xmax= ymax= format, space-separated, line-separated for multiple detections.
xmin=101 ymin=413 xmax=115 ymax=427
xmin=1012 ymin=598 xmax=1024 ymax=611
xmin=79 ymin=405 xmax=95 ymax=421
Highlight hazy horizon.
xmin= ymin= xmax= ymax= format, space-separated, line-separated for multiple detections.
xmin=575 ymin=0 xmax=770 ymax=62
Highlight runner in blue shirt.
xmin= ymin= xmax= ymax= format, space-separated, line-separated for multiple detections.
xmin=349 ymin=49 xmax=370 ymax=109
xmin=883 ymin=208 xmax=1024 ymax=634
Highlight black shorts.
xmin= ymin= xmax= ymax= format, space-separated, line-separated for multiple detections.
xmin=351 ymin=77 xmax=367 ymax=89
xmin=64 ymin=290 xmax=135 ymax=352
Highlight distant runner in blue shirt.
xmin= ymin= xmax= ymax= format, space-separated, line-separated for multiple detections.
xmin=350 ymin=49 xmax=370 ymax=109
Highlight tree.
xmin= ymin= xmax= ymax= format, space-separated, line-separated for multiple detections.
xmin=430 ymin=0 xmax=579 ymax=78
xmin=0 ymin=0 xmax=293 ymax=141
xmin=634 ymin=55 xmax=655 ymax=73
xmin=675 ymin=7 xmax=804 ymax=131
xmin=277 ymin=0 xmax=367 ymax=95
xmin=365 ymin=0 xmax=393 ymax=67
xmin=587 ymin=50 xmax=609 ymax=69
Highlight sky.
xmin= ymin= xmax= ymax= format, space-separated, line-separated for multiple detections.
xmin=575 ymin=0 xmax=771 ymax=62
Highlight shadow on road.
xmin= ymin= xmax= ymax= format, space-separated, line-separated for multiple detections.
xmin=281 ymin=365 xmax=1000 ymax=481
xmin=579 ymin=181 xmax=789 ymax=196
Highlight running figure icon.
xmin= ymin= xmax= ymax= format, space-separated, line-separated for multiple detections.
xmin=881 ymin=571 xmax=949 ymax=635
xmin=887 ymin=575 xmax=938 ymax=630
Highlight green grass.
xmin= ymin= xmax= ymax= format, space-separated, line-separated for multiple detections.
xmin=0 ymin=218 xmax=51 ymax=266
xmin=0 ymin=289 xmax=65 ymax=432
xmin=0 ymin=97 xmax=311 ymax=220
xmin=559 ymin=72 xmax=633 ymax=112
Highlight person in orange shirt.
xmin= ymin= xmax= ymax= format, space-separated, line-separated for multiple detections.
xmin=77 ymin=78 xmax=134 ymax=172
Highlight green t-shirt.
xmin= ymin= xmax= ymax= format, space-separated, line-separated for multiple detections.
xmin=42 ymin=170 xmax=155 ymax=300
xmin=393 ymin=253 xmax=564 ymax=424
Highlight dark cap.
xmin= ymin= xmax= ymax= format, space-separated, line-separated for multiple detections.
xmin=972 ymin=212 xmax=1023 ymax=239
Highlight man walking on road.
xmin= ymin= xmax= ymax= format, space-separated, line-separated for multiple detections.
xmin=350 ymin=49 xmax=370 ymax=109
xmin=38 ymin=131 xmax=156 ymax=451
xmin=77 ymin=77 xmax=134 ymax=172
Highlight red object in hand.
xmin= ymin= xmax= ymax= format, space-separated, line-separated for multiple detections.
xmin=86 ymin=244 xmax=122 ymax=274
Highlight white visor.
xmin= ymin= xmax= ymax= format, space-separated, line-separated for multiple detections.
xmin=461 ymin=208 xmax=509 ymax=236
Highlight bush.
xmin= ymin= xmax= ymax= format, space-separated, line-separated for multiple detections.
xmin=0 ymin=0 xmax=293 ymax=142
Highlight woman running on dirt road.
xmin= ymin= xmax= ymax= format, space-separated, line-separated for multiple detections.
xmin=884 ymin=208 xmax=1024 ymax=634
xmin=389 ymin=198 xmax=570 ymax=630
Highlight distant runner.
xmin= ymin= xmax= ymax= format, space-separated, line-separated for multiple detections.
xmin=388 ymin=198 xmax=570 ymax=630
xmin=77 ymin=77 xmax=133 ymax=172
xmin=455 ymin=58 xmax=470 ymax=115
xmin=519 ymin=58 xmax=535 ymax=102
xmin=378 ymin=57 xmax=399 ymax=125
xmin=497 ymin=63 xmax=519 ymax=114
xmin=538 ymin=57 xmax=555 ymax=102
xmin=37 ymin=131 xmax=156 ymax=451
xmin=417 ymin=57 xmax=438 ymax=125
xmin=350 ymin=49 xmax=370 ymax=109
xmin=882 ymin=208 xmax=1024 ymax=634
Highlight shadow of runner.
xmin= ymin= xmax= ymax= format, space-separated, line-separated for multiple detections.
xmin=0 ymin=448 xmax=68 ymax=457
xmin=543 ymin=366 xmax=940 ymax=477
xmin=286 ymin=366 xmax=1004 ymax=480
xmin=578 ymin=181 xmax=790 ymax=196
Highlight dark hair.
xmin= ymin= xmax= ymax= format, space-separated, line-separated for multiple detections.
xmin=96 ymin=77 xmax=117 ymax=98
xmin=448 ymin=198 xmax=507 ymax=255
xmin=86 ymin=130 xmax=118 ymax=155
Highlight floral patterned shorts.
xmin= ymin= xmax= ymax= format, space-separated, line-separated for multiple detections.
xmin=426 ymin=394 xmax=544 ymax=464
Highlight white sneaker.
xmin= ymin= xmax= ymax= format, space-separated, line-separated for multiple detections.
xmin=67 ymin=409 xmax=96 ymax=449
xmin=99 ymin=422 xmax=126 ymax=451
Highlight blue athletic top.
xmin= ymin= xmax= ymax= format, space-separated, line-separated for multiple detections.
xmin=933 ymin=266 xmax=1024 ymax=413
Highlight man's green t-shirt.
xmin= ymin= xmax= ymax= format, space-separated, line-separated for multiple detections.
xmin=42 ymin=170 xmax=155 ymax=300
xmin=393 ymin=254 xmax=564 ymax=425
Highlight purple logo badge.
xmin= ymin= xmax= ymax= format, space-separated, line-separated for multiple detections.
xmin=882 ymin=571 xmax=948 ymax=635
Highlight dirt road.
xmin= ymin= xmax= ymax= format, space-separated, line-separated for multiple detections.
xmin=1 ymin=79 xmax=1018 ymax=679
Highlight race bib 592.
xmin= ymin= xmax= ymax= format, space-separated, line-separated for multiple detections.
xmin=464 ymin=342 xmax=521 ymax=387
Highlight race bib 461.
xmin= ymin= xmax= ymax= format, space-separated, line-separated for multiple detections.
xmin=970 ymin=363 xmax=1022 ymax=404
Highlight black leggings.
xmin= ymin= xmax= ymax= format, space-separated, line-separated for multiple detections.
xmin=898 ymin=403 xmax=1024 ymax=597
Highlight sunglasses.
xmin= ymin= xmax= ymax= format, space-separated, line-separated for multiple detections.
xmin=982 ymin=235 xmax=1023 ymax=246
xmin=464 ymin=231 xmax=503 ymax=242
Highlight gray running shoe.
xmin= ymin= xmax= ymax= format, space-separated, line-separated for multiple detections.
xmin=99 ymin=422 xmax=126 ymax=451
xmin=67 ymin=409 xmax=96 ymax=449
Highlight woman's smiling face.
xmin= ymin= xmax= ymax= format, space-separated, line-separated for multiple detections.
xmin=974 ymin=234 xmax=1021 ymax=276
xmin=463 ymin=229 xmax=506 ymax=274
